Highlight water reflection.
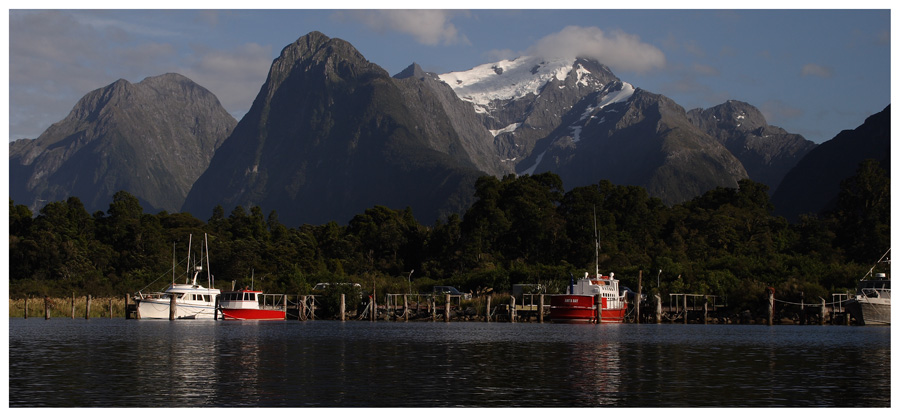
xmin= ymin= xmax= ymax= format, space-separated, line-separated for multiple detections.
xmin=8 ymin=320 xmax=891 ymax=407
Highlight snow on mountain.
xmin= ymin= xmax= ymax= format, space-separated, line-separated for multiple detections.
xmin=439 ymin=56 xmax=586 ymax=110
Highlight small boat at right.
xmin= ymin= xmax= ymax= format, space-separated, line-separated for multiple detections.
xmin=845 ymin=248 xmax=891 ymax=325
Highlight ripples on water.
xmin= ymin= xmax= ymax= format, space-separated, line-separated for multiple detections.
xmin=8 ymin=319 xmax=890 ymax=407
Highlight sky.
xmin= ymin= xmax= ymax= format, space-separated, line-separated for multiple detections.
xmin=4 ymin=4 xmax=894 ymax=145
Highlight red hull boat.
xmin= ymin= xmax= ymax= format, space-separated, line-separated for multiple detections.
xmin=218 ymin=289 xmax=286 ymax=321
xmin=550 ymin=272 xmax=628 ymax=324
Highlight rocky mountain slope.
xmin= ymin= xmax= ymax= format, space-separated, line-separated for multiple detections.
xmin=181 ymin=32 xmax=489 ymax=225
xmin=687 ymin=100 xmax=817 ymax=192
xmin=771 ymin=105 xmax=890 ymax=221
xmin=438 ymin=56 xmax=750 ymax=205
xmin=9 ymin=73 xmax=235 ymax=213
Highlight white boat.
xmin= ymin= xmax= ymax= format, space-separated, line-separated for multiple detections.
xmin=133 ymin=234 xmax=220 ymax=319
xmin=845 ymin=248 xmax=890 ymax=325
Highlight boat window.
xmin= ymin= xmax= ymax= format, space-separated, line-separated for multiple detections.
xmin=244 ymin=293 xmax=252 ymax=301
xmin=203 ymin=295 xmax=210 ymax=302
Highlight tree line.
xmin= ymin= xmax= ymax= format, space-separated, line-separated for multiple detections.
xmin=9 ymin=160 xmax=889 ymax=315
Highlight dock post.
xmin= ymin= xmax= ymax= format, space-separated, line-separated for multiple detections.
xmin=485 ymin=296 xmax=492 ymax=322
xmin=767 ymin=288 xmax=774 ymax=326
xmin=300 ymin=295 xmax=307 ymax=321
xmin=596 ymin=297 xmax=602 ymax=324
xmin=310 ymin=296 xmax=316 ymax=321
xmin=510 ymin=296 xmax=516 ymax=322
xmin=683 ymin=294 xmax=688 ymax=324
xmin=636 ymin=270 xmax=642 ymax=324
xmin=340 ymin=294 xmax=346 ymax=322
xmin=819 ymin=298 xmax=826 ymax=325
xmin=44 ymin=296 xmax=50 ymax=320
xmin=431 ymin=296 xmax=436 ymax=322
xmin=403 ymin=294 xmax=408 ymax=322
xmin=24 ymin=297 xmax=28 ymax=319
xmin=85 ymin=295 xmax=91 ymax=320
xmin=445 ymin=293 xmax=451 ymax=322
xmin=124 ymin=294 xmax=129 ymax=319
xmin=654 ymin=294 xmax=662 ymax=324
xmin=538 ymin=294 xmax=544 ymax=323
xmin=214 ymin=295 xmax=219 ymax=321
xmin=703 ymin=298 xmax=708 ymax=324
xmin=169 ymin=294 xmax=176 ymax=320
xmin=108 ymin=298 xmax=112 ymax=318
xmin=72 ymin=293 xmax=76 ymax=319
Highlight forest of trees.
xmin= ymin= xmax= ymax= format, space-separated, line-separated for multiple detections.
xmin=8 ymin=160 xmax=890 ymax=315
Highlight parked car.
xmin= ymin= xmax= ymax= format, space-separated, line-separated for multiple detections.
xmin=433 ymin=286 xmax=472 ymax=299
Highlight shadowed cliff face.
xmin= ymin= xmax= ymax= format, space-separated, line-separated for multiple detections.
xmin=182 ymin=31 xmax=488 ymax=226
xmin=9 ymin=73 xmax=236 ymax=213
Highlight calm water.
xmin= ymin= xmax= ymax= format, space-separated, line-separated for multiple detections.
xmin=8 ymin=319 xmax=891 ymax=407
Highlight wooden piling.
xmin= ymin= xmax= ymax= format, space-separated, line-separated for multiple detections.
xmin=820 ymin=298 xmax=826 ymax=325
xmin=703 ymin=299 xmax=708 ymax=324
xmin=431 ymin=297 xmax=436 ymax=322
xmin=654 ymin=294 xmax=662 ymax=324
xmin=767 ymin=288 xmax=774 ymax=326
xmin=596 ymin=296 xmax=602 ymax=324
xmin=485 ymin=296 xmax=492 ymax=322
xmin=300 ymin=295 xmax=307 ymax=321
xmin=72 ymin=293 xmax=76 ymax=319
xmin=636 ymin=270 xmax=642 ymax=324
xmin=123 ymin=294 xmax=129 ymax=319
xmin=44 ymin=296 xmax=50 ymax=320
xmin=445 ymin=293 xmax=451 ymax=323
xmin=340 ymin=294 xmax=346 ymax=322
xmin=108 ymin=299 xmax=113 ymax=318
xmin=538 ymin=294 xmax=544 ymax=323
xmin=24 ymin=297 xmax=28 ymax=319
xmin=310 ymin=296 xmax=316 ymax=321
xmin=169 ymin=294 xmax=176 ymax=320
xmin=403 ymin=294 xmax=408 ymax=322
xmin=85 ymin=295 xmax=91 ymax=320
xmin=510 ymin=296 xmax=516 ymax=323
xmin=683 ymin=294 xmax=688 ymax=324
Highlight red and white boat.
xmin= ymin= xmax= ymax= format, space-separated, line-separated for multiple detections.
xmin=218 ymin=288 xmax=286 ymax=320
xmin=550 ymin=271 xmax=627 ymax=323
xmin=550 ymin=217 xmax=628 ymax=323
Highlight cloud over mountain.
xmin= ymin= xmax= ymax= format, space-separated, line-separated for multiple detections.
xmin=341 ymin=10 xmax=470 ymax=46
xmin=527 ymin=26 xmax=666 ymax=73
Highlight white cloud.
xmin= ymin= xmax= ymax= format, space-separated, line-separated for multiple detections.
xmin=343 ymin=10 xmax=469 ymax=46
xmin=801 ymin=63 xmax=833 ymax=78
xmin=527 ymin=26 xmax=666 ymax=73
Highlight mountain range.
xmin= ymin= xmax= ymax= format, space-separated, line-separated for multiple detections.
xmin=9 ymin=31 xmax=889 ymax=226
xmin=9 ymin=73 xmax=236 ymax=213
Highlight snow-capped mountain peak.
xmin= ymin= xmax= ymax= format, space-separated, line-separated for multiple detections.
xmin=439 ymin=56 xmax=584 ymax=108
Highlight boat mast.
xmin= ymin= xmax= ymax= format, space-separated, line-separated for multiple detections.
xmin=594 ymin=207 xmax=600 ymax=277
xmin=205 ymin=233 xmax=213 ymax=290
xmin=171 ymin=242 xmax=176 ymax=286
xmin=186 ymin=234 xmax=193 ymax=285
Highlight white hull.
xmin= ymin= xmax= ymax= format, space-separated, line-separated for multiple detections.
xmin=135 ymin=298 xmax=218 ymax=320
xmin=846 ymin=298 xmax=890 ymax=325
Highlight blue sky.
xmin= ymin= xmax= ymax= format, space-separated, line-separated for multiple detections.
xmin=6 ymin=6 xmax=892 ymax=144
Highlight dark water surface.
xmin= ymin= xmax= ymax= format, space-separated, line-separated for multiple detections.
xmin=8 ymin=319 xmax=890 ymax=407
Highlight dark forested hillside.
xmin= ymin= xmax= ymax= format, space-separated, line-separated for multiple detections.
xmin=10 ymin=161 xmax=888 ymax=315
